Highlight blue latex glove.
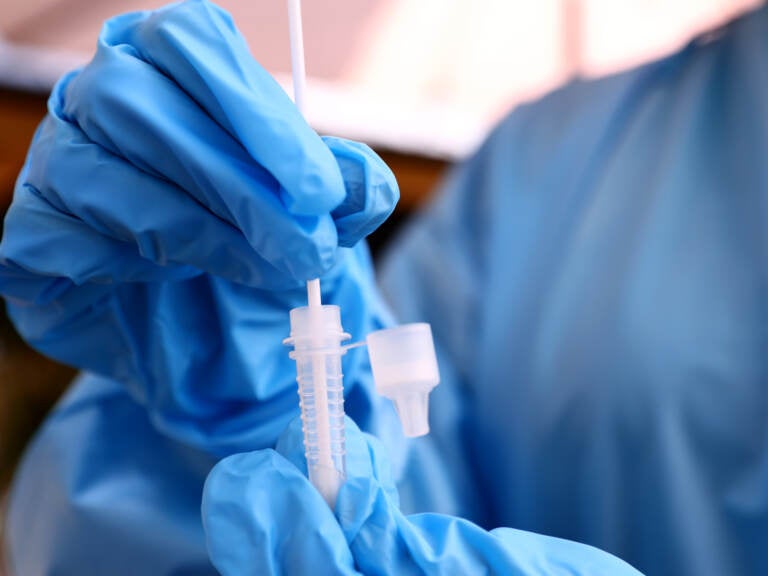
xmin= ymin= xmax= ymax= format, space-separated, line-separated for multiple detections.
xmin=0 ymin=0 xmax=398 ymax=455
xmin=203 ymin=417 xmax=644 ymax=575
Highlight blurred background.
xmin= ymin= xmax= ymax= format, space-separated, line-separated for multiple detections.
xmin=0 ymin=0 xmax=762 ymax=564
xmin=1 ymin=0 xmax=762 ymax=157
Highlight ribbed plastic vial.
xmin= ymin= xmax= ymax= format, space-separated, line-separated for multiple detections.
xmin=284 ymin=304 xmax=350 ymax=507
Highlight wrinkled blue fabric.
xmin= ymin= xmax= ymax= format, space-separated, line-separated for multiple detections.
xmin=0 ymin=0 xmax=399 ymax=456
xmin=6 ymin=375 xmax=216 ymax=575
xmin=3 ymin=1 xmax=768 ymax=575
xmin=377 ymin=8 xmax=768 ymax=576
xmin=203 ymin=417 xmax=641 ymax=575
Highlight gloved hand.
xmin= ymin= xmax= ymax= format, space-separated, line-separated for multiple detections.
xmin=203 ymin=417 xmax=645 ymax=575
xmin=0 ymin=0 xmax=398 ymax=454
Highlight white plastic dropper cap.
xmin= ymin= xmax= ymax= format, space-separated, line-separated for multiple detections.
xmin=366 ymin=323 xmax=440 ymax=437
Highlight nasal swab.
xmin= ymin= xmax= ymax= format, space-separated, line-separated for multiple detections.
xmin=284 ymin=0 xmax=440 ymax=510
xmin=286 ymin=0 xmax=317 ymax=307
xmin=285 ymin=0 xmax=346 ymax=508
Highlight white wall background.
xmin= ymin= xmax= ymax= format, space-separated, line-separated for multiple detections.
xmin=0 ymin=0 xmax=762 ymax=157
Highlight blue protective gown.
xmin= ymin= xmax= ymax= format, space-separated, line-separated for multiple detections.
xmin=379 ymin=9 xmax=768 ymax=575
xmin=4 ymin=4 xmax=768 ymax=576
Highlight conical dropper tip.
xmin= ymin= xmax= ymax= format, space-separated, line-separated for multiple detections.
xmin=392 ymin=392 xmax=431 ymax=437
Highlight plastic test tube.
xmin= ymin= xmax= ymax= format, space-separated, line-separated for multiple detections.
xmin=285 ymin=0 xmax=347 ymax=508
xmin=284 ymin=305 xmax=349 ymax=507
xmin=284 ymin=0 xmax=441 ymax=508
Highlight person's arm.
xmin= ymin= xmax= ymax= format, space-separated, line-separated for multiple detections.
xmin=0 ymin=0 xmax=398 ymax=455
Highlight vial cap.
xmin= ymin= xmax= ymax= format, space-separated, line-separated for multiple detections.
xmin=367 ymin=323 xmax=439 ymax=437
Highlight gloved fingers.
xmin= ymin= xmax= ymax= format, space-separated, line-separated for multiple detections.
xmin=337 ymin=477 xmax=645 ymax=575
xmin=338 ymin=476 xmax=641 ymax=576
xmin=53 ymin=45 xmax=337 ymax=282
xmin=485 ymin=527 xmax=646 ymax=576
xmin=0 ymin=178 xmax=200 ymax=291
xmin=18 ymin=113 xmax=303 ymax=288
xmin=202 ymin=449 xmax=361 ymax=576
xmin=331 ymin=423 xmax=587 ymax=575
xmin=336 ymin=473 xmax=422 ymax=575
xmin=274 ymin=415 xmax=401 ymax=506
xmin=41 ymin=1 xmax=400 ymax=281
xmin=94 ymin=0 xmax=345 ymax=217
xmin=324 ymin=137 xmax=400 ymax=247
